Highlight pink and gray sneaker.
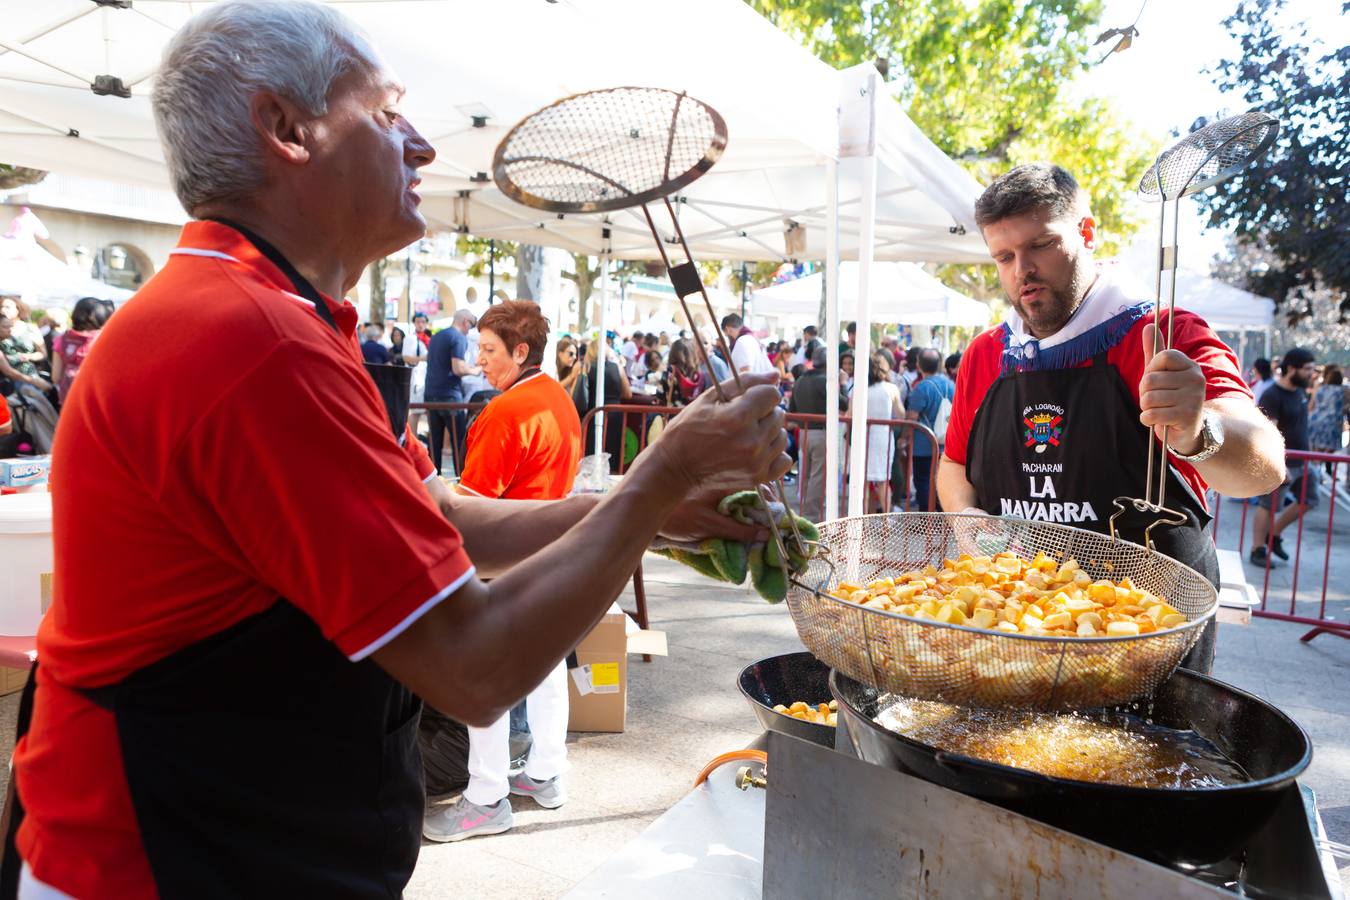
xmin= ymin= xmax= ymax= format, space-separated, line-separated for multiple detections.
xmin=422 ymin=796 xmax=513 ymax=842
xmin=509 ymin=772 xmax=567 ymax=809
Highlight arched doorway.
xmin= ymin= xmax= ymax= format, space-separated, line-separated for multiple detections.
xmin=95 ymin=242 xmax=153 ymax=291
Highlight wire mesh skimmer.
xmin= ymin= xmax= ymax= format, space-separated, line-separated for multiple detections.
xmin=493 ymin=87 xmax=807 ymax=572
xmin=1115 ymin=111 xmax=1280 ymax=547
xmin=787 ymin=513 xmax=1218 ymax=711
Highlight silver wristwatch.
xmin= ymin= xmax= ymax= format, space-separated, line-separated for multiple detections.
xmin=1171 ymin=410 xmax=1224 ymax=463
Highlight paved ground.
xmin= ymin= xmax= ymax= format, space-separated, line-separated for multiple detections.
xmin=0 ymin=550 xmax=1345 ymax=896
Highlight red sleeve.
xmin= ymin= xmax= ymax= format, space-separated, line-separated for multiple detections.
xmin=170 ymin=342 xmax=474 ymax=660
xmin=942 ymin=328 xmax=1003 ymax=465
xmin=0 ymin=398 xmax=10 ymax=429
xmin=402 ymin=424 xmax=435 ymax=481
xmin=1110 ymin=312 xmax=1254 ymax=406
xmin=457 ymin=403 xmax=523 ymax=499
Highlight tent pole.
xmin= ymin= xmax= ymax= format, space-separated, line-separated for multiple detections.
xmin=1263 ymin=327 xmax=1271 ymax=361
xmin=1238 ymin=330 xmax=1247 ymax=372
xmin=594 ymin=251 xmax=609 ymax=459
xmin=825 ymin=157 xmax=841 ymax=522
xmin=847 ymin=152 xmax=878 ymax=519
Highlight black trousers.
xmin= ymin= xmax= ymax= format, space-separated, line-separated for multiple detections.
xmin=427 ymin=406 xmax=466 ymax=476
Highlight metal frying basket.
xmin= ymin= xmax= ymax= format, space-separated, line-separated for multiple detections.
xmin=785 ymin=513 xmax=1218 ymax=711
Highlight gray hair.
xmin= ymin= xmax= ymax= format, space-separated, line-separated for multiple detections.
xmin=974 ymin=163 xmax=1083 ymax=230
xmin=152 ymin=0 xmax=376 ymax=214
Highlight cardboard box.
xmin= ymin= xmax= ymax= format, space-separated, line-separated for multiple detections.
xmin=0 ymin=457 xmax=50 ymax=487
xmin=566 ymin=611 xmax=667 ymax=733
xmin=0 ymin=665 xmax=30 ymax=697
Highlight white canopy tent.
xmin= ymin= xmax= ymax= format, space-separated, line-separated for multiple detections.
xmin=751 ymin=263 xmax=991 ymax=328
xmin=0 ymin=0 xmax=986 ymax=264
xmin=0 ymin=0 xmax=990 ymax=517
xmin=1116 ymin=244 xmax=1275 ymax=332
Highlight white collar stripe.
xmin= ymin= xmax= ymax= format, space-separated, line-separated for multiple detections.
xmin=169 ymin=248 xmax=239 ymax=262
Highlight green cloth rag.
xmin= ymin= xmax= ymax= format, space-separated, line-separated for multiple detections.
xmin=653 ymin=490 xmax=819 ymax=602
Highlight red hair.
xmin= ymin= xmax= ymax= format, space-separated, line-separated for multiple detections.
xmin=477 ymin=300 xmax=550 ymax=367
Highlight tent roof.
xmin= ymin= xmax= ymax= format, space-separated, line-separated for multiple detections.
xmin=1117 ymin=244 xmax=1274 ymax=331
xmin=751 ymin=262 xmax=991 ymax=327
xmin=0 ymin=0 xmax=988 ymax=264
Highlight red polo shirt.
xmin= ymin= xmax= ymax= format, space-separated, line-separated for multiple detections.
xmin=15 ymin=222 xmax=473 ymax=897
xmin=457 ymin=372 xmax=581 ymax=501
xmin=944 ymin=310 xmax=1252 ymax=508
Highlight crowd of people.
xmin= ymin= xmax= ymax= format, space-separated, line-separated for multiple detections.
xmin=0 ymin=292 xmax=114 ymax=456
xmin=1245 ymin=349 xmax=1350 ymax=568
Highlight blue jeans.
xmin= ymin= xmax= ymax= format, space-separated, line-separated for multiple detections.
xmin=912 ymin=454 xmax=937 ymax=511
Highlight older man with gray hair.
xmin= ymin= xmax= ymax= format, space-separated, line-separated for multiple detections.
xmin=6 ymin=2 xmax=788 ymax=896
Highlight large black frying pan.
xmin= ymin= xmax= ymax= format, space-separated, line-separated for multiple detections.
xmin=831 ymin=668 xmax=1311 ymax=868
xmin=738 ymin=652 xmax=836 ymax=748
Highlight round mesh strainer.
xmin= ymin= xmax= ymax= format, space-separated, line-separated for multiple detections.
xmin=491 ymin=86 xmax=727 ymax=214
xmin=786 ymin=513 xmax=1217 ymax=711
xmin=1138 ymin=111 xmax=1279 ymax=200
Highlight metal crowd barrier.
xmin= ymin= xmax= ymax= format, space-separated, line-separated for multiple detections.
xmin=1210 ymin=449 xmax=1348 ymax=643
xmin=575 ymin=404 xmax=939 ymax=515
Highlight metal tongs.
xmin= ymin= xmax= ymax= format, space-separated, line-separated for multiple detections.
xmin=1110 ymin=112 xmax=1280 ymax=551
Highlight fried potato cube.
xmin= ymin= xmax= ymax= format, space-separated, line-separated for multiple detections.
xmin=936 ymin=603 xmax=967 ymax=625
xmin=1041 ymin=611 xmax=1073 ymax=630
xmin=950 ymin=585 xmax=979 ymax=605
xmin=1076 ymin=621 xmax=1100 ymax=637
xmin=789 ymin=701 xmax=809 ymax=714
xmin=772 ymin=704 xmax=788 ymax=713
xmin=1076 ymin=611 xmax=1103 ymax=630
xmin=1159 ymin=613 xmax=1187 ymax=629
xmin=1088 ymin=581 xmax=1117 ymax=604
xmin=1106 ymin=620 xmax=1141 ymax=636
xmin=995 ymin=621 xmax=1021 ymax=633
xmin=970 ymin=608 xmax=998 ymax=630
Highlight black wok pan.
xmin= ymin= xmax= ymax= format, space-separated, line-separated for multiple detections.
xmin=831 ymin=668 xmax=1311 ymax=868
xmin=738 ymin=652 xmax=836 ymax=748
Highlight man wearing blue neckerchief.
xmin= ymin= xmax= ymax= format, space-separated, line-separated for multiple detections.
xmin=938 ymin=163 xmax=1285 ymax=673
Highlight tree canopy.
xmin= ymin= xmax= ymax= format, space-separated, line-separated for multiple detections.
xmin=1195 ymin=0 xmax=1350 ymax=320
xmin=746 ymin=0 xmax=1156 ymax=257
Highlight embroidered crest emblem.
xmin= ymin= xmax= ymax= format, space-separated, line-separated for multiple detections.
xmin=1023 ymin=412 xmax=1063 ymax=454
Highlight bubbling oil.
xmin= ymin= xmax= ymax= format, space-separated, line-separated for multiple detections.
xmin=874 ymin=696 xmax=1249 ymax=789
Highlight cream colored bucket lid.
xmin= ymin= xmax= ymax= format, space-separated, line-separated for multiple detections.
xmin=0 ymin=493 xmax=51 ymax=534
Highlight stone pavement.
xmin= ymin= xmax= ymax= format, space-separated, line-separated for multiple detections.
xmin=0 ymin=551 xmax=1345 ymax=896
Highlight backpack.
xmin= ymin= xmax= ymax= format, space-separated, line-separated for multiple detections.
xmin=933 ymin=395 xmax=952 ymax=444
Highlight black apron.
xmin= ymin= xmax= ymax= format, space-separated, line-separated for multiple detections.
xmin=0 ymin=223 xmax=425 ymax=898
xmin=966 ymin=353 xmax=1218 ymax=673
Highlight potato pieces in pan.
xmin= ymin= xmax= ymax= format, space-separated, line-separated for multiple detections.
xmin=827 ymin=551 xmax=1187 ymax=638
xmin=772 ymin=699 xmax=838 ymax=727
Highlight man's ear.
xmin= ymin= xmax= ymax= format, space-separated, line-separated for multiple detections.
xmin=1077 ymin=215 xmax=1097 ymax=250
xmin=248 ymin=90 xmax=311 ymax=166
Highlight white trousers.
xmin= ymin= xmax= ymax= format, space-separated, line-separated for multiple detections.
xmin=464 ymin=661 xmax=570 ymax=806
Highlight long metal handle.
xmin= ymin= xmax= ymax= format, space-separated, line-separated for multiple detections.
xmin=642 ymin=199 xmax=809 ymax=573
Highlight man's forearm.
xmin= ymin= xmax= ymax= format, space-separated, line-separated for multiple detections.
xmin=937 ymin=455 xmax=977 ymax=512
xmin=442 ymin=489 xmax=602 ymax=577
xmin=380 ymin=452 xmax=687 ymax=725
xmin=1190 ymin=398 xmax=1285 ymax=498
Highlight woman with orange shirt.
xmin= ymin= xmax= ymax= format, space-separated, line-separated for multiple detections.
xmin=424 ymin=300 xmax=582 ymax=843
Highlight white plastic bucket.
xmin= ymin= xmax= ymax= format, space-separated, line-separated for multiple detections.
xmin=0 ymin=493 xmax=52 ymax=636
